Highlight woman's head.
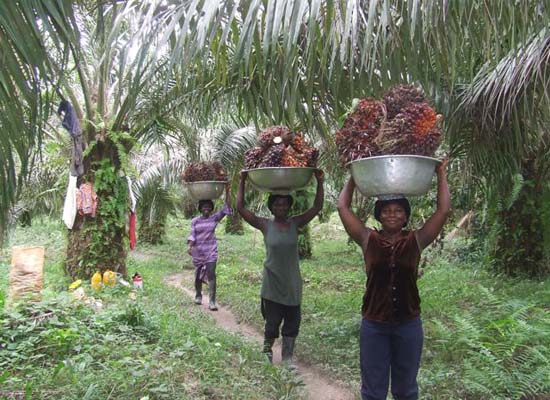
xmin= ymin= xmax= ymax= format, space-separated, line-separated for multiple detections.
xmin=374 ymin=198 xmax=411 ymax=229
xmin=198 ymin=199 xmax=214 ymax=217
xmin=267 ymin=194 xmax=293 ymax=218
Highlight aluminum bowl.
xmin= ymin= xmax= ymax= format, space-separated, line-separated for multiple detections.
xmin=348 ymin=155 xmax=439 ymax=198
xmin=184 ymin=181 xmax=227 ymax=200
xmin=244 ymin=167 xmax=315 ymax=194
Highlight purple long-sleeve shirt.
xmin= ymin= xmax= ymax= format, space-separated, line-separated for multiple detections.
xmin=188 ymin=203 xmax=232 ymax=267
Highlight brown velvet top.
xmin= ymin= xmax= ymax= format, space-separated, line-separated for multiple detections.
xmin=362 ymin=230 xmax=421 ymax=322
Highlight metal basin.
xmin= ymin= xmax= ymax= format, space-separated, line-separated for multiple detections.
xmin=184 ymin=181 xmax=227 ymax=200
xmin=244 ymin=167 xmax=315 ymax=194
xmin=348 ymin=155 xmax=439 ymax=198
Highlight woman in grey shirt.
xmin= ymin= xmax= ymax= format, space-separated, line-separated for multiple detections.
xmin=236 ymin=170 xmax=324 ymax=367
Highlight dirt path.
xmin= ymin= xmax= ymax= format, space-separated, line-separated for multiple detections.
xmin=164 ymin=271 xmax=357 ymax=400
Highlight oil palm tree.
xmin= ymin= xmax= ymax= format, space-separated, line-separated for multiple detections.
xmin=164 ymin=0 xmax=549 ymax=275
xmin=1 ymin=1 xmax=191 ymax=278
xmin=450 ymin=30 xmax=550 ymax=276
xmin=212 ymin=125 xmax=257 ymax=234
xmin=133 ymin=158 xmax=184 ymax=244
xmin=3 ymin=1 xmax=549 ymax=277
xmin=0 ymin=1 xmax=75 ymax=245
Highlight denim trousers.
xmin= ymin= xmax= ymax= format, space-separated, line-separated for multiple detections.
xmin=360 ymin=317 xmax=423 ymax=400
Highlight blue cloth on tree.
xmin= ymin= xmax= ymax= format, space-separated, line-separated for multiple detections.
xmin=57 ymin=100 xmax=84 ymax=176
xmin=57 ymin=100 xmax=81 ymax=137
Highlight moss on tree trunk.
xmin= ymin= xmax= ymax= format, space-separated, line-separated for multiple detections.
xmin=494 ymin=158 xmax=547 ymax=277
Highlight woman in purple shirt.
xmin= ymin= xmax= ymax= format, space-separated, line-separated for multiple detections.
xmin=188 ymin=184 xmax=232 ymax=311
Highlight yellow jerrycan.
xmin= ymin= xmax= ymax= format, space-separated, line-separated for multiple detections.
xmin=91 ymin=271 xmax=102 ymax=291
xmin=102 ymin=270 xmax=117 ymax=287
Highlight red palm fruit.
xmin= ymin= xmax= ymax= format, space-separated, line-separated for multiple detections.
xmin=383 ymin=84 xmax=427 ymax=120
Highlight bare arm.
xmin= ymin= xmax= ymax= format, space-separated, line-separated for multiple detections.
xmin=337 ymin=177 xmax=371 ymax=247
xmin=236 ymin=171 xmax=267 ymax=232
xmin=416 ymin=159 xmax=451 ymax=250
xmin=293 ymin=170 xmax=325 ymax=228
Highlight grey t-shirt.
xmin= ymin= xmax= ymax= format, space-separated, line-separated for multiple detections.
xmin=261 ymin=220 xmax=302 ymax=306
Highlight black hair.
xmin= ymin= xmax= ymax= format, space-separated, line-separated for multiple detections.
xmin=374 ymin=198 xmax=411 ymax=226
xmin=198 ymin=199 xmax=214 ymax=212
xmin=267 ymin=194 xmax=294 ymax=213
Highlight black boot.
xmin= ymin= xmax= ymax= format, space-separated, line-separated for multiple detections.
xmin=208 ymin=279 xmax=218 ymax=311
xmin=194 ymin=280 xmax=202 ymax=305
xmin=263 ymin=337 xmax=275 ymax=363
xmin=282 ymin=336 xmax=297 ymax=370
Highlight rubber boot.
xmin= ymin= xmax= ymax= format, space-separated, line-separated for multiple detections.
xmin=282 ymin=336 xmax=297 ymax=370
xmin=208 ymin=279 xmax=218 ymax=311
xmin=263 ymin=337 xmax=275 ymax=363
xmin=194 ymin=279 xmax=202 ymax=305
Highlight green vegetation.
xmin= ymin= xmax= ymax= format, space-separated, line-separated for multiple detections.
xmin=2 ymin=216 xmax=548 ymax=399
xmin=0 ymin=219 xmax=305 ymax=400
xmin=216 ymin=214 xmax=550 ymax=399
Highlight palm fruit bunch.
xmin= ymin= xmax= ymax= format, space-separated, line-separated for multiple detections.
xmin=258 ymin=126 xmax=295 ymax=148
xmin=261 ymin=143 xmax=285 ymax=167
xmin=243 ymin=147 xmax=264 ymax=169
xmin=335 ymin=85 xmax=443 ymax=165
xmin=183 ymin=161 xmax=228 ymax=182
xmin=244 ymin=125 xmax=318 ymax=169
xmin=383 ymin=84 xmax=427 ymax=119
xmin=335 ymin=98 xmax=386 ymax=165
xmin=378 ymin=85 xmax=443 ymax=156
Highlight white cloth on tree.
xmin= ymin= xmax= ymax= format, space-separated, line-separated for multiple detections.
xmin=62 ymin=175 xmax=78 ymax=229
xmin=126 ymin=176 xmax=136 ymax=213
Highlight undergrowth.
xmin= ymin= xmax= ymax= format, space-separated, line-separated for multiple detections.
xmin=1 ymin=215 xmax=549 ymax=399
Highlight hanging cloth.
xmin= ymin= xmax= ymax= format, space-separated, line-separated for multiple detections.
xmin=127 ymin=177 xmax=137 ymax=249
xmin=57 ymin=100 xmax=84 ymax=177
xmin=62 ymin=175 xmax=78 ymax=229
xmin=76 ymin=182 xmax=98 ymax=217
xmin=129 ymin=211 xmax=137 ymax=250
xmin=126 ymin=176 xmax=136 ymax=212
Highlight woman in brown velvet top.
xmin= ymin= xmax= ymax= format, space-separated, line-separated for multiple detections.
xmin=337 ymin=159 xmax=450 ymax=400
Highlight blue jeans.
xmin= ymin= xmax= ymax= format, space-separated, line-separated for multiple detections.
xmin=360 ymin=318 xmax=423 ymax=400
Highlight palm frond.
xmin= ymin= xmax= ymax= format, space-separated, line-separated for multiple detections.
xmin=458 ymin=29 xmax=550 ymax=133
xmin=212 ymin=125 xmax=257 ymax=169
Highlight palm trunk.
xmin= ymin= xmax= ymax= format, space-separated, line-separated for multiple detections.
xmin=64 ymin=137 xmax=129 ymax=280
xmin=183 ymin=197 xmax=196 ymax=219
xmin=225 ymin=212 xmax=244 ymax=235
xmin=495 ymin=158 xmax=546 ymax=277
xmin=0 ymin=209 xmax=6 ymax=248
xmin=65 ymin=214 xmax=127 ymax=280
xmin=138 ymin=216 xmax=166 ymax=244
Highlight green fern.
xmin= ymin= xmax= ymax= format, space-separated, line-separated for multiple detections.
xmin=504 ymin=173 xmax=524 ymax=210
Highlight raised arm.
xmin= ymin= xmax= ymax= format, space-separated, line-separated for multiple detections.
xmin=293 ymin=170 xmax=325 ymax=228
xmin=416 ymin=158 xmax=451 ymax=250
xmin=211 ymin=183 xmax=233 ymax=222
xmin=337 ymin=177 xmax=371 ymax=246
xmin=236 ymin=171 xmax=267 ymax=232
